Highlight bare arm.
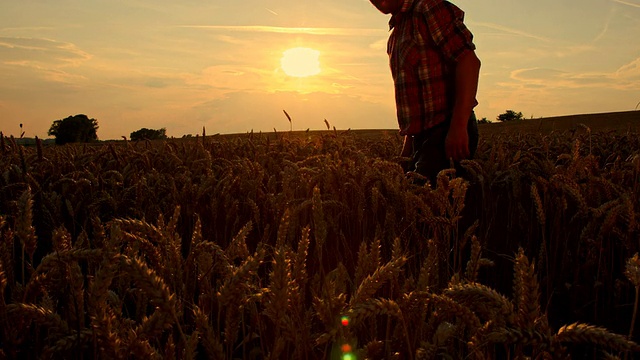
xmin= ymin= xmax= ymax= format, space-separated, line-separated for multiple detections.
xmin=399 ymin=135 xmax=413 ymax=171
xmin=445 ymin=49 xmax=481 ymax=161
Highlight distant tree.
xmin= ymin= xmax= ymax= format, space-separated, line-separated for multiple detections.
xmin=477 ymin=117 xmax=490 ymax=124
xmin=496 ymin=110 xmax=524 ymax=122
xmin=130 ymin=128 xmax=167 ymax=141
xmin=48 ymin=114 xmax=99 ymax=145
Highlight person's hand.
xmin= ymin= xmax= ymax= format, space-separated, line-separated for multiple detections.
xmin=445 ymin=124 xmax=469 ymax=162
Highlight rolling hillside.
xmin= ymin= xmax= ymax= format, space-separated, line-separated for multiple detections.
xmin=478 ymin=109 xmax=640 ymax=136
xmin=218 ymin=110 xmax=640 ymax=140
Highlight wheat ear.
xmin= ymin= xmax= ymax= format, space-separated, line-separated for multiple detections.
xmin=0 ymin=260 xmax=6 ymax=306
xmin=193 ymin=305 xmax=225 ymax=360
xmin=555 ymin=323 xmax=640 ymax=353
xmin=465 ymin=235 xmax=482 ymax=283
xmin=23 ymin=249 xmax=103 ymax=302
xmin=625 ymin=253 xmax=640 ymax=340
xmin=7 ymin=302 xmax=70 ymax=333
xmin=513 ymin=248 xmax=541 ymax=332
xmin=117 ymin=254 xmax=182 ymax=342
xmin=226 ymin=221 xmax=252 ymax=260
xmin=350 ymin=256 xmax=407 ymax=307
xmin=417 ymin=239 xmax=438 ymax=291
xmin=444 ymin=283 xmax=514 ymax=325
xmin=354 ymin=241 xmax=370 ymax=286
xmin=291 ymin=226 xmax=310 ymax=311
xmin=16 ymin=188 xmax=37 ymax=285
xmin=312 ymin=186 xmax=327 ymax=262
xmin=42 ymin=329 xmax=93 ymax=358
xmin=263 ymin=245 xmax=292 ymax=333
xmin=347 ymin=298 xmax=402 ymax=325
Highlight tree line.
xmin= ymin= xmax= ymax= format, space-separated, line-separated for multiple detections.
xmin=44 ymin=111 xmax=525 ymax=145
xmin=47 ymin=114 xmax=167 ymax=145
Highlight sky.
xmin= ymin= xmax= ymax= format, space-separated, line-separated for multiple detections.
xmin=1 ymin=0 xmax=639 ymax=140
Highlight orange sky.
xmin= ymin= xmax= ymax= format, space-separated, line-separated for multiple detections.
xmin=1 ymin=0 xmax=639 ymax=139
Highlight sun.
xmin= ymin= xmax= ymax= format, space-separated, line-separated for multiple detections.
xmin=280 ymin=47 xmax=321 ymax=77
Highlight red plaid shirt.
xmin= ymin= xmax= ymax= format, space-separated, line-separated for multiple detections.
xmin=388 ymin=0 xmax=477 ymax=135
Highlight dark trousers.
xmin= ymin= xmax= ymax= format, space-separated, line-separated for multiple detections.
xmin=409 ymin=112 xmax=479 ymax=183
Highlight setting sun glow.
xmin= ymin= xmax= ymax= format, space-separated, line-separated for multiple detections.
xmin=280 ymin=47 xmax=321 ymax=77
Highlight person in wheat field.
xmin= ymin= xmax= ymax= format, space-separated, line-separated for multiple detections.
xmin=369 ymin=0 xmax=481 ymax=184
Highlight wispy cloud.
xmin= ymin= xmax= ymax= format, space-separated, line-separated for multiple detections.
xmin=610 ymin=0 xmax=640 ymax=8
xmin=177 ymin=25 xmax=385 ymax=37
xmin=3 ymin=60 xmax=88 ymax=84
xmin=265 ymin=8 xmax=279 ymax=16
xmin=593 ymin=8 xmax=616 ymax=42
xmin=0 ymin=26 xmax=59 ymax=32
xmin=507 ymin=59 xmax=640 ymax=91
xmin=0 ymin=36 xmax=92 ymax=86
xmin=470 ymin=22 xmax=553 ymax=42
xmin=616 ymin=57 xmax=640 ymax=78
xmin=0 ymin=36 xmax=91 ymax=67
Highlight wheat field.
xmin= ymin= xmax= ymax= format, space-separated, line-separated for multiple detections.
xmin=0 ymin=125 xmax=639 ymax=359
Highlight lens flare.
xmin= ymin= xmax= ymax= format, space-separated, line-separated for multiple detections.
xmin=342 ymin=353 xmax=355 ymax=360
